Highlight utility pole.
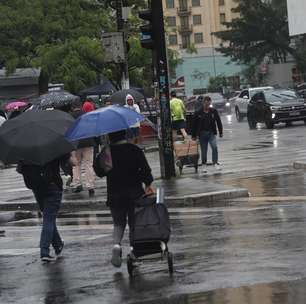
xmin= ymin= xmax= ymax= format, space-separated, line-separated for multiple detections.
xmin=139 ymin=0 xmax=176 ymax=179
xmin=116 ymin=0 xmax=130 ymax=89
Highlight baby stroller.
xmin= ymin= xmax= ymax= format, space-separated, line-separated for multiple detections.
xmin=127 ymin=189 xmax=173 ymax=277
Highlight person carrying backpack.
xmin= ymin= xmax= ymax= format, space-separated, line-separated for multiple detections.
xmin=17 ymin=154 xmax=72 ymax=262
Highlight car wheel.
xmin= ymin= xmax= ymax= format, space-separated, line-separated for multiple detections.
xmin=285 ymin=121 xmax=292 ymax=127
xmin=248 ymin=117 xmax=257 ymax=129
xmin=235 ymin=108 xmax=243 ymax=122
xmin=265 ymin=120 xmax=274 ymax=129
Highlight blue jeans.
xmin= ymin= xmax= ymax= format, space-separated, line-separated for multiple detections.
xmin=33 ymin=184 xmax=63 ymax=257
xmin=199 ymin=131 xmax=218 ymax=164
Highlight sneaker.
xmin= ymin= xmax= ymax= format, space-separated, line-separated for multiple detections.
xmin=55 ymin=242 xmax=64 ymax=258
xmin=201 ymin=164 xmax=208 ymax=173
xmin=88 ymin=189 xmax=95 ymax=197
xmin=111 ymin=244 xmax=122 ymax=268
xmin=214 ymin=163 xmax=222 ymax=171
xmin=41 ymin=255 xmax=56 ymax=262
xmin=65 ymin=175 xmax=72 ymax=187
xmin=72 ymin=185 xmax=83 ymax=193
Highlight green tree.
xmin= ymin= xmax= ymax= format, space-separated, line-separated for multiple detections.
xmin=214 ymin=0 xmax=294 ymax=65
xmin=0 ymin=0 xmax=113 ymax=93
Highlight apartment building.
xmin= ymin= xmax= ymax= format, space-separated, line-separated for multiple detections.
xmin=163 ymin=0 xmax=243 ymax=96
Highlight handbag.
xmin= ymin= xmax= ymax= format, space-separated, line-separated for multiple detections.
xmin=93 ymin=145 xmax=113 ymax=177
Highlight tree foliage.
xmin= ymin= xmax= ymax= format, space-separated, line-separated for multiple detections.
xmin=0 ymin=0 xmax=113 ymax=93
xmin=214 ymin=0 xmax=294 ymax=65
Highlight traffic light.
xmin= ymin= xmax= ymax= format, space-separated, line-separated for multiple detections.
xmin=138 ymin=9 xmax=154 ymax=49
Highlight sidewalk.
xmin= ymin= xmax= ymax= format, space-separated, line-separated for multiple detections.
xmin=0 ymin=161 xmax=249 ymax=212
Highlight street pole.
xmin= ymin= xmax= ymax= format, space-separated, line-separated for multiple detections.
xmin=152 ymin=0 xmax=176 ymax=179
xmin=116 ymin=0 xmax=130 ymax=89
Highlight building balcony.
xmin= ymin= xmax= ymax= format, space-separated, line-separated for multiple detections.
xmin=178 ymin=24 xmax=193 ymax=34
xmin=177 ymin=6 xmax=191 ymax=16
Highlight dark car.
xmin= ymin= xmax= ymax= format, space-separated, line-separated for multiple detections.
xmin=208 ymin=93 xmax=231 ymax=114
xmin=247 ymin=89 xmax=306 ymax=129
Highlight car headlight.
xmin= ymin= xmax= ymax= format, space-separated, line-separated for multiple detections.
xmin=270 ymin=106 xmax=280 ymax=111
xmin=226 ymin=102 xmax=231 ymax=107
xmin=272 ymin=113 xmax=276 ymax=119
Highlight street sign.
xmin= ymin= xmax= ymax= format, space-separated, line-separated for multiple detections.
xmin=101 ymin=32 xmax=125 ymax=63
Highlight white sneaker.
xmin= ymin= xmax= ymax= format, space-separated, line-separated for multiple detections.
xmin=111 ymin=244 xmax=122 ymax=268
xmin=214 ymin=163 xmax=222 ymax=171
xmin=201 ymin=165 xmax=208 ymax=173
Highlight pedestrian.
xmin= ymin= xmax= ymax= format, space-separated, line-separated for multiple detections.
xmin=82 ymin=99 xmax=95 ymax=113
xmin=170 ymin=91 xmax=188 ymax=140
xmin=124 ymin=94 xmax=141 ymax=144
xmin=192 ymin=96 xmax=223 ymax=173
xmin=17 ymin=155 xmax=71 ymax=262
xmin=71 ymin=103 xmax=96 ymax=197
xmin=106 ymin=130 xmax=154 ymax=268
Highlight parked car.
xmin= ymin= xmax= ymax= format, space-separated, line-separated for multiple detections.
xmin=234 ymin=86 xmax=274 ymax=122
xmin=247 ymin=89 xmax=306 ymax=129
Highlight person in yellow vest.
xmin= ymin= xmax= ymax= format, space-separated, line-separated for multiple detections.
xmin=170 ymin=91 xmax=188 ymax=140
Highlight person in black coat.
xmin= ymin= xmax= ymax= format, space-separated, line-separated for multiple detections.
xmin=192 ymin=96 xmax=223 ymax=173
xmin=106 ymin=130 xmax=154 ymax=268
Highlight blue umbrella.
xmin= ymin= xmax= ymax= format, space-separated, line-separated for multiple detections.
xmin=65 ymin=105 xmax=145 ymax=141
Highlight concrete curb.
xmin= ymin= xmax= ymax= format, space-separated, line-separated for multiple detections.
xmin=293 ymin=161 xmax=306 ymax=170
xmin=0 ymin=211 xmax=33 ymax=223
xmin=0 ymin=188 xmax=249 ymax=212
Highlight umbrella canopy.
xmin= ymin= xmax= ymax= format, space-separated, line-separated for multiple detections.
xmin=4 ymin=100 xmax=28 ymax=111
xmin=36 ymin=90 xmax=80 ymax=110
xmin=66 ymin=105 xmax=145 ymax=141
xmin=0 ymin=110 xmax=75 ymax=165
xmin=79 ymin=81 xmax=117 ymax=96
xmin=109 ymin=89 xmax=144 ymax=105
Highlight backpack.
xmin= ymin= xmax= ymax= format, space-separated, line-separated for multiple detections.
xmin=17 ymin=163 xmax=49 ymax=190
xmin=93 ymin=145 xmax=113 ymax=178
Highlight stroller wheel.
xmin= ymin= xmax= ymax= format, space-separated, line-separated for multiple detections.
xmin=127 ymin=254 xmax=134 ymax=277
xmin=167 ymin=252 xmax=174 ymax=274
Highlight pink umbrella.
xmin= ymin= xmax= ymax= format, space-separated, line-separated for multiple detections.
xmin=4 ymin=101 xmax=28 ymax=111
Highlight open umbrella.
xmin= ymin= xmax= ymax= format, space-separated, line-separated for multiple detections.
xmin=36 ymin=90 xmax=80 ymax=110
xmin=109 ymin=89 xmax=144 ymax=105
xmin=0 ymin=110 xmax=75 ymax=165
xmin=4 ymin=100 xmax=28 ymax=111
xmin=65 ymin=105 xmax=145 ymax=141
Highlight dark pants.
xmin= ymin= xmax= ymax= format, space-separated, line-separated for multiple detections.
xmin=60 ymin=159 xmax=72 ymax=177
xmin=33 ymin=184 xmax=63 ymax=257
xmin=199 ymin=131 xmax=218 ymax=164
xmin=110 ymin=199 xmax=135 ymax=246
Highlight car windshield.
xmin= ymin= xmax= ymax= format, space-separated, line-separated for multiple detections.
xmin=265 ymin=90 xmax=303 ymax=104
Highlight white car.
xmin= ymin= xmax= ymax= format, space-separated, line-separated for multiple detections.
xmin=234 ymin=86 xmax=274 ymax=122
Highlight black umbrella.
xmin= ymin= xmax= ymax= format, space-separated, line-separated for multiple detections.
xmin=79 ymin=81 xmax=117 ymax=96
xmin=0 ymin=110 xmax=75 ymax=165
xmin=36 ymin=90 xmax=80 ymax=110
xmin=109 ymin=89 xmax=144 ymax=105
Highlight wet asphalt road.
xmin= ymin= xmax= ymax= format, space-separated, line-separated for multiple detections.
xmin=2 ymin=115 xmax=306 ymax=303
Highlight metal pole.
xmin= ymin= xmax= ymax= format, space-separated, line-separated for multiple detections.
xmin=116 ymin=0 xmax=130 ymax=89
xmin=152 ymin=0 xmax=176 ymax=179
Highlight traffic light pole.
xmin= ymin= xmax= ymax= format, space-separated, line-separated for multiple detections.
xmin=116 ymin=0 xmax=130 ymax=89
xmin=152 ymin=0 xmax=176 ymax=179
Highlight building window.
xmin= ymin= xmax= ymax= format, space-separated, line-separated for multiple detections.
xmin=193 ymin=15 xmax=202 ymax=25
xmin=219 ymin=0 xmax=225 ymax=5
xmin=192 ymin=0 xmax=200 ymax=7
xmin=166 ymin=0 xmax=175 ymax=8
xmin=181 ymin=34 xmax=190 ymax=48
xmin=179 ymin=0 xmax=188 ymax=10
xmin=167 ymin=16 xmax=176 ymax=27
xmin=194 ymin=32 xmax=203 ymax=44
xmin=169 ymin=34 xmax=178 ymax=45
xmin=180 ymin=16 xmax=189 ymax=28
xmin=220 ymin=13 xmax=226 ymax=23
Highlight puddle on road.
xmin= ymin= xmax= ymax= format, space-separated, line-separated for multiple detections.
xmin=233 ymin=142 xmax=273 ymax=151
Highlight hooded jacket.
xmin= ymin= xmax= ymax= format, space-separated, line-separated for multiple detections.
xmin=124 ymin=94 xmax=141 ymax=128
